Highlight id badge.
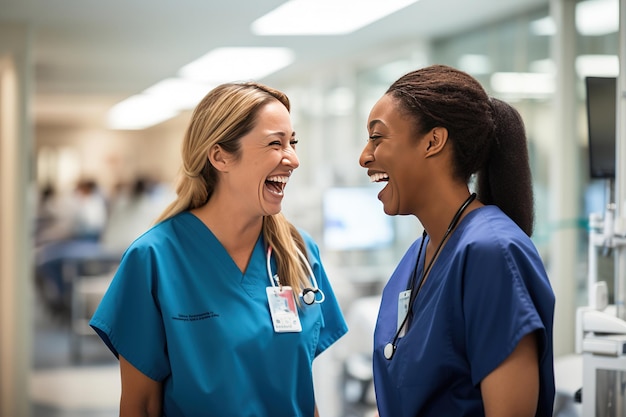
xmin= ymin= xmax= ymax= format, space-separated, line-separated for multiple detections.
xmin=397 ymin=290 xmax=411 ymax=337
xmin=266 ymin=286 xmax=302 ymax=333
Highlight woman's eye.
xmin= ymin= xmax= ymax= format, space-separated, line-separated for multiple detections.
xmin=290 ymin=139 xmax=299 ymax=146
xmin=369 ymin=134 xmax=381 ymax=142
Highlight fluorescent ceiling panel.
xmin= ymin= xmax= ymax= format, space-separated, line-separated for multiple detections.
xmin=251 ymin=0 xmax=419 ymax=35
xmin=107 ymin=95 xmax=178 ymax=130
xmin=179 ymin=47 xmax=294 ymax=83
xmin=576 ymin=0 xmax=618 ymax=36
xmin=144 ymin=78 xmax=216 ymax=111
xmin=530 ymin=0 xmax=618 ymax=37
xmin=490 ymin=72 xmax=555 ymax=98
xmin=576 ymin=54 xmax=619 ymax=78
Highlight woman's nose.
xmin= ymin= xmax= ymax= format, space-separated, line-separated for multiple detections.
xmin=359 ymin=144 xmax=374 ymax=167
xmin=281 ymin=152 xmax=300 ymax=170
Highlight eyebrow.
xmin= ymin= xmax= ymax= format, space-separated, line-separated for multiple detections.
xmin=368 ymin=119 xmax=384 ymax=130
xmin=267 ymin=130 xmax=296 ymax=138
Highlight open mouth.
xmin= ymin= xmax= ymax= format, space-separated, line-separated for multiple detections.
xmin=265 ymin=175 xmax=289 ymax=196
xmin=369 ymin=172 xmax=389 ymax=183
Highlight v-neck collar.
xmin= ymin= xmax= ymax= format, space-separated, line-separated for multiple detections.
xmin=180 ymin=212 xmax=266 ymax=297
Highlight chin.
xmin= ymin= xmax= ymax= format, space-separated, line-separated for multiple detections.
xmin=262 ymin=206 xmax=282 ymax=217
xmin=382 ymin=204 xmax=398 ymax=216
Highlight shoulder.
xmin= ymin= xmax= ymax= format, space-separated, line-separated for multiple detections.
xmin=455 ymin=206 xmax=549 ymax=284
xmin=453 ymin=206 xmax=548 ymax=276
xmin=461 ymin=206 xmax=535 ymax=250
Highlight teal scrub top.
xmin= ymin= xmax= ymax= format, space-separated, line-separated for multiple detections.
xmin=90 ymin=211 xmax=348 ymax=417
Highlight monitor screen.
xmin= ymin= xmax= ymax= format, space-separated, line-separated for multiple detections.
xmin=322 ymin=187 xmax=394 ymax=251
xmin=585 ymin=76 xmax=617 ymax=179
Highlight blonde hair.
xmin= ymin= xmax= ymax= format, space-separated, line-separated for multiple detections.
xmin=155 ymin=82 xmax=311 ymax=295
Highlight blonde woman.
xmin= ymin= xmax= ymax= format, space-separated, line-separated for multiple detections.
xmin=90 ymin=82 xmax=348 ymax=417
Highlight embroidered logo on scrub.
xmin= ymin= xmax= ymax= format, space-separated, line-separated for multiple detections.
xmin=172 ymin=312 xmax=219 ymax=321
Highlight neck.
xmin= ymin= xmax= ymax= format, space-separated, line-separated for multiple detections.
xmin=420 ymin=192 xmax=476 ymax=279
xmin=192 ymin=199 xmax=263 ymax=251
xmin=423 ymin=192 xmax=477 ymax=250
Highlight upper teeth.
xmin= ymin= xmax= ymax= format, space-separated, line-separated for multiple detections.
xmin=267 ymin=175 xmax=289 ymax=183
xmin=369 ymin=173 xmax=389 ymax=182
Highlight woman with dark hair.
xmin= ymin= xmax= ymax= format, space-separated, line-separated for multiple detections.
xmin=90 ymin=82 xmax=347 ymax=417
xmin=359 ymin=64 xmax=554 ymax=417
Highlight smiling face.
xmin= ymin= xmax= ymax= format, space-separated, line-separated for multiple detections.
xmin=222 ymin=99 xmax=299 ymax=217
xmin=359 ymin=93 xmax=429 ymax=216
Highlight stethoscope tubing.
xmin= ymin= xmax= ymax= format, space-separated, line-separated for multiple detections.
xmin=266 ymin=245 xmax=325 ymax=304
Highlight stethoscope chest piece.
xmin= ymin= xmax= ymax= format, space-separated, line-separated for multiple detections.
xmin=384 ymin=342 xmax=396 ymax=360
xmin=302 ymin=288 xmax=317 ymax=305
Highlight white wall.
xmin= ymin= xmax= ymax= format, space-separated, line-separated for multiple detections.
xmin=0 ymin=23 xmax=34 ymax=417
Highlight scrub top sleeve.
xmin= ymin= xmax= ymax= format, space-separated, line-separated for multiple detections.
xmin=302 ymin=233 xmax=348 ymax=357
xmin=89 ymin=244 xmax=170 ymax=381
xmin=462 ymin=240 xmax=544 ymax=386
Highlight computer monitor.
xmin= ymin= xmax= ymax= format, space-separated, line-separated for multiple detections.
xmin=585 ymin=76 xmax=617 ymax=179
xmin=322 ymin=187 xmax=394 ymax=251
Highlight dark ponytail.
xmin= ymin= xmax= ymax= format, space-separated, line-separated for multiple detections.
xmin=476 ymin=98 xmax=534 ymax=236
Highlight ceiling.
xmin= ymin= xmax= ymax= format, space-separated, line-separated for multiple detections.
xmin=0 ymin=0 xmax=548 ymax=130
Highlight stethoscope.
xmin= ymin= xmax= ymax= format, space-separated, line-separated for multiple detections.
xmin=266 ymin=245 xmax=325 ymax=305
xmin=383 ymin=193 xmax=477 ymax=360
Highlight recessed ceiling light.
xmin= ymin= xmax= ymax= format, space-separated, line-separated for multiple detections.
xmin=144 ymin=78 xmax=215 ymax=111
xmin=107 ymin=95 xmax=178 ymax=130
xmin=251 ymin=0 xmax=419 ymax=36
xmin=576 ymin=54 xmax=619 ymax=78
xmin=490 ymin=72 xmax=555 ymax=98
xmin=178 ymin=47 xmax=295 ymax=82
xmin=576 ymin=0 xmax=618 ymax=36
xmin=530 ymin=0 xmax=618 ymax=37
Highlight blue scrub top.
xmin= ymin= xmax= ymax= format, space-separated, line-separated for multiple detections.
xmin=90 ymin=211 xmax=348 ymax=417
xmin=373 ymin=206 xmax=555 ymax=417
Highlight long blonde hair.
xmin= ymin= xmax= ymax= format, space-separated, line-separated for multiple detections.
xmin=155 ymin=82 xmax=311 ymax=294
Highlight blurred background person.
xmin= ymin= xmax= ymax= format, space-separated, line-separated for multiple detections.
xmin=34 ymin=178 xmax=109 ymax=316
xmin=100 ymin=176 xmax=168 ymax=254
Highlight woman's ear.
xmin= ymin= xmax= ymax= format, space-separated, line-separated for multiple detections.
xmin=207 ymin=144 xmax=229 ymax=172
xmin=425 ymin=127 xmax=448 ymax=156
